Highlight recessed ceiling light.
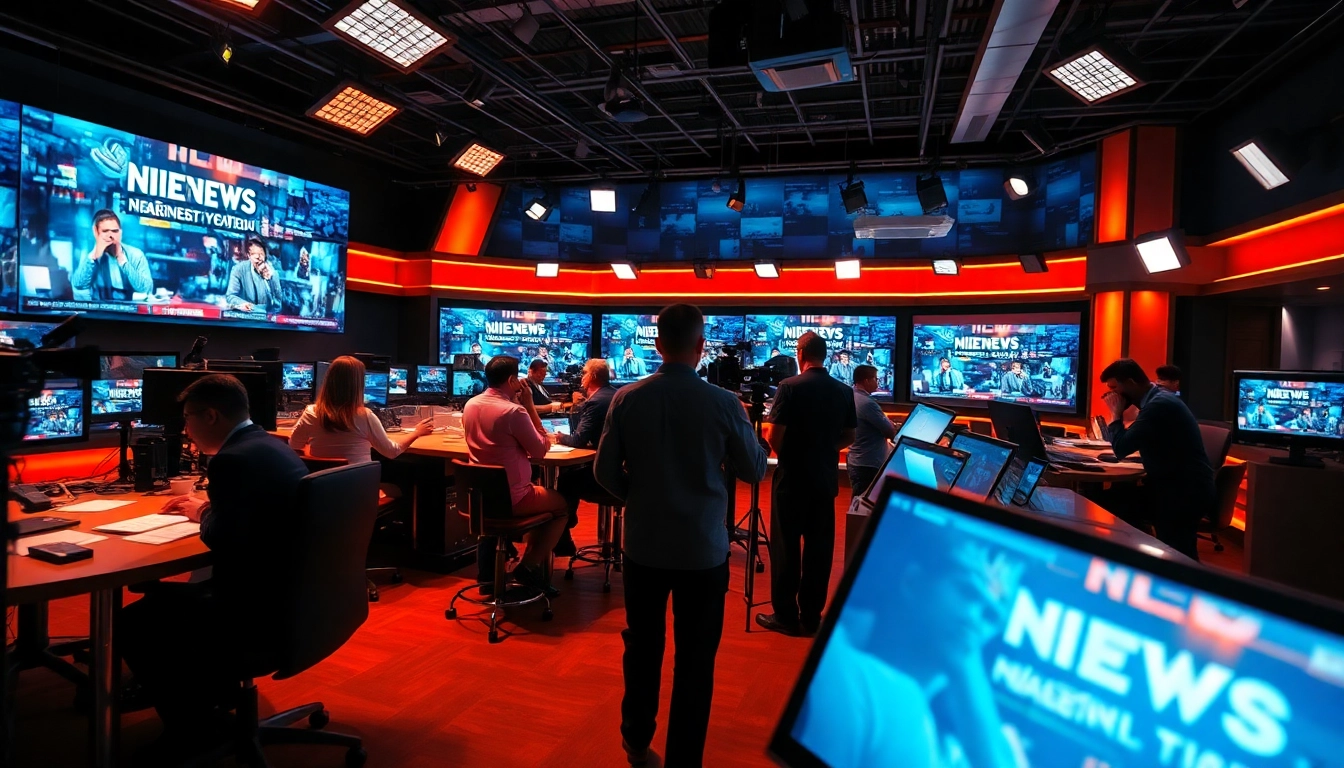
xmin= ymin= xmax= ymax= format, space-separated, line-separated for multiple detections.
xmin=1047 ymin=47 xmax=1143 ymax=104
xmin=834 ymin=259 xmax=861 ymax=280
xmin=590 ymin=188 xmax=617 ymax=213
xmin=1231 ymin=140 xmax=1290 ymax=190
xmin=308 ymin=84 xmax=400 ymax=136
xmin=535 ymin=262 xmax=559 ymax=278
xmin=327 ymin=0 xmax=455 ymax=73
xmin=754 ymin=260 xmax=780 ymax=279
xmin=932 ymin=258 xmax=960 ymax=275
xmin=451 ymin=142 xmax=505 ymax=177
xmin=611 ymin=262 xmax=639 ymax=280
xmin=1134 ymin=230 xmax=1190 ymax=274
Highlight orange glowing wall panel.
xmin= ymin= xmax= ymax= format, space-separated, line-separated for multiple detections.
xmin=9 ymin=448 xmax=109 ymax=484
xmin=1097 ymin=130 xmax=1132 ymax=243
xmin=1219 ymin=210 xmax=1344 ymax=282
xmin=1091 ymin=291 xmax=1125 ymax=418
xmin=1132 ymin=127 xmax=1176 ymax=235
xmin=1127 ymin=290 xmax=1171 ymax=378
xmin=432 ymin=183 xmax=503 ymax=256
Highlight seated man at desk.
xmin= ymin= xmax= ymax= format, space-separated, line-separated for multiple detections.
xmin=119 ymin=374 xmax=308 ymax=760
xmin=463 ymin=356 xmax=568 ymax=593
xmin=524 ymin=358 xmax=562 ymax=415
xmin=555 ymin=358 xmax=618 ymax=555
xmin=1091 ymin=358 xmax=1214 ymax=560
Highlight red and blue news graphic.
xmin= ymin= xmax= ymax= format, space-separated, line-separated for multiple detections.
xmin=16 ymin=105 xmax=350 ymax=332
xmin=1237 ymin=377 xmax=1344 ymax=438
xmin=25 ymin=380 xmax=84 ymax=441
xmin=0 ymin=99 xmax=19 ymax=312
xmin=745 ymin=314 xmax=897 ymax=396
xmin=601 ymin=313 xmax=661 ymax=381
xmin=912 ymin=313 xmax=1082 ymax=413
xmin=439 ymin=307 xmax=592 ymax=379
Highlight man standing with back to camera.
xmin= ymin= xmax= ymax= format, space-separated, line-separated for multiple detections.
xmin=596 ymin=304 xmax=767 ymax=768
xmin=758 ymin=331 xmax=856 ymax=638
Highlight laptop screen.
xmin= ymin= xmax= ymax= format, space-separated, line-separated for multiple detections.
xmin=949 ymin=432 xmax=1015 ymax=500
xmin=894 ymin=403 xmax=955 ymax=444
xmin=863 ymin=437 xmax=967 ymax=505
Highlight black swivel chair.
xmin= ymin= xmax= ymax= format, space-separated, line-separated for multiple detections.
xmin=184 ymin=462 xmax=381 ymax=768
xmin=297 ymin=452 xmax=405 ymax=602
xmin=1198 ymin=421 xmax=1234 ymax=468
xmin=1199 ymin=463 xmax=1247 ymax=553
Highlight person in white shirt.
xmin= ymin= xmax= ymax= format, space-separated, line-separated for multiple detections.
xmin=289 ymin=355 xmax=432 ymax=465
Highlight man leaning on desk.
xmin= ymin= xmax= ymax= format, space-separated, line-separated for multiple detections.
xmin=119 ymin=374 xmax=309 ymax=764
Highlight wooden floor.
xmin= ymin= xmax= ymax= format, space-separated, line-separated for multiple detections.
xmin=12 ymin=485 xmax=1245 ymax=768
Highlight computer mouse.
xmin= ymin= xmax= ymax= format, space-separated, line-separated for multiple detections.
xmin=1097 ymin=452 xmax=1120 ymax=463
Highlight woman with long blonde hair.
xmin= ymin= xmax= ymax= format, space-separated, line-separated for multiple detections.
xmin=289 ymin=355 xmax=432 ymax=465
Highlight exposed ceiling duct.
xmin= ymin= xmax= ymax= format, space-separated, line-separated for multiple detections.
xmin=950 ymin=0 xmax=1061 ymax=144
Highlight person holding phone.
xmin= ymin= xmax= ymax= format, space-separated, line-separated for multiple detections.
xmin=225 ymin=236 xmax=282 ymax=313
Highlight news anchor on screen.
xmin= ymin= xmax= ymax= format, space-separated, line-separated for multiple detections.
xmin=1245 ymin=402 xmax=1277 ymax=429
xmin=609 ymin=346 xmax=648 ymax=379
xmin=72 ymin=209 xmax=153 ymax=301
xmin=930 ymin=357 xmax=966 ymax=393
xmin=226 ymin=237 xmax=300 ymax=313
xmin=827 ymin=350 xmax=856 ymax=383
xmin=998 ymin=360 xmax=1034 ymax=396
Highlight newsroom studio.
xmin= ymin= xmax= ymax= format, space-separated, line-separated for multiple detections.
xmin=3 ymin=4 xmax=1344 ymax=768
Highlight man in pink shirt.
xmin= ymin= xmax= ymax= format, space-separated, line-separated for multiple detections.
xmin=463 ymin=355 xmax=568 ymax=593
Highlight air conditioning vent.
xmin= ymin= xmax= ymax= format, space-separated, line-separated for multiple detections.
xmin=854 ymin=215 xmax=956 ymax=239
xmin=755 ymin=55 xmax=849 ymax=91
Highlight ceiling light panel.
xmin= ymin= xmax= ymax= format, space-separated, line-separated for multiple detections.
xmin=591 ymin=189 xmax=617 ymax=213
xmin=452 ymin=142 xmax=505 ymax=177
xmin=1048 ymin=49 xmax=1140 ymax=104
xmin=308 ymin=84 xmax=400 ymax=135
xmin=1231 ymin=141 xmax=1290 ymax=190
xmin=328 ymin=0 xmax=455 ymax=72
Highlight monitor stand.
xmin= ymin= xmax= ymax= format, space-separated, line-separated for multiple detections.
xmin=1268 ymin=442 xmax=1324 ymax=468
xmin=116 ymin=420 xmax=134 ymax=483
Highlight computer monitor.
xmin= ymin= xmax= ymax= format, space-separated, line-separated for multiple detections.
xmin=992 ymin=456 xmax=1048 ymax=507
xmin=770 ymin=475 xmax=1344 ymax=768
xmin=1233 ymin=370 xmax=1344 ymax=467
xmin=416 ymin=365 xmax=449 ymax=394
xmin=949 ymin=431 xmax=1016 ymax=501
xmin=388 ymin=366 xmax=409 ymax=396
xmin=141 ymin=368 xmax=278 ymax=433
xmin=23 ymin=376 xmax=89 ymax=445
xmin=314 ymin=361 xmax=330 ymax=394
xmin=91 ymin=352 xmax=179 ymax=425
xmin=862 ymin=436 xmax=967 ymax=505
xmin=282 ymin=362 xmax=315 ymax=392
xmin=453 ymin=370 xmax=487 ymax=399
xmin=986 ymin=399 xmax=1049 ymax=462
xmin=205 ymin=359 xmax=283 ymax=415
xmin=542 ymin=417 xmax=571 ymax=436
xmin=894 ymin=402 xmax=956 ymax=444
xmin=363 ymin=371 xmax=389 ymax=407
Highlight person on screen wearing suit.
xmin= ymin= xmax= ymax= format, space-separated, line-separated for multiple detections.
xmin=120 ymin=374 xmax=308 ymax=762
xmin=610 ymin=346 xmax=649 ymax=380
xmin=998 ymin=360 xmax=1034 ymax=396
xmin=930 ymin=357 xmax=965 ymax=394
xmin=72 ymin=209 xmax=154 ymax=302
xmin=554 ymin=359 xmax=618 ymax=556
xmin=524 ymin=359 xmax=561 ymax=415
xmin=827 ymin=350 xmax=856 ymax=384
xmin=1245 ymin=402 xmax=1277 ymax=429
xmin=225 ymin=237 xmax=285 ymax=313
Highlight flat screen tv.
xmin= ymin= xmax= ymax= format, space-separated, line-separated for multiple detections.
xmin=91 ymin=352 xmax=179 ymax=424
xmin=438 ymin=307 xmax=593 ymax=383
xmin=745 ymin=314 xmax=898 ymax=397
xmin=1232 ymin=370 xmax=1344 ymax=466
xmin=0 ymin=99 xmax=17 ymax=313
xmin=16 ymin=105 xmax=350 ymax=332
xmin=416 ymin=364 xmax=448 ymax=394
xmin=911 ymin=311 xmax=1083 ymax=413
xmin=23 ymin=376 xmax=88 ymax=445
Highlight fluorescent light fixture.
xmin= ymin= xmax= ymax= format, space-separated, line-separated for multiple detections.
xmin=932 ymin=258 xmax=960 ymax=275
xmin=524 ymin=195 xmax=553 ymax=221
xmin=611 ymin=262 xmax=639 ymax=280
xmin=693 ymin=261 xmax=715 ymax=279
xmin=1047 ymin=47 xmax=1142 ymax=104
xmin=727 ymin=179 xmax=746 ymax=212
xmin=835 ymin=259 xmax=862 ymax=280
xmin=535 ymin=262 xmax=559 ymax=278
xmin=1005 ymin=176 xmax=1030 ymax=200
xmin=451 ymin=142 xmax=505 ymax=177
xmin=754 ymin=260 xmax=781 ymax=279
xmin=1134 ymin=230 xmax=1190 ymax=274
xmin=590 ymin=188 xmax=617 ymax=213
xmin=308 ymin=83 xmax=400 ymax=136
xmin=1231 ymin=140 xmax=1290 ymax=190
xmin=327 ymin=0 xmax=455 ymax=73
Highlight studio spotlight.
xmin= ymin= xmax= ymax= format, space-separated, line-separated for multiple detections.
xmin=1019 ymin=253 xmax=1048 ymax=273
xmin=535 ymin=262 xmax=559 ymax=278
xmin=931 ymin=258 xmax=960 ymax=275
xmin=1134 ymin=229 xmax=1190 ymax=274
xmin=611 ymin=262 xmax=639 ymax=280
xmin=1231 ymin=139 xmax=1292 ymax=190
xmin=727 ymin=178 xmax=746 ymax=212
xmin=590 ymin=188 xmax=617 ymax=213
xmin=600 ymin=64 xmax=648 ymax=123
xmin=524 ymin=192 xmax=555 ymax=221
xmin=916 ymin=174 xmax=949 ymax=214
xmin=433 ymin=127 xmax=450 ymax=147
xmin=834 ymin=258 xmax=861 ymax=280
xmin=840 ymin=179 xmax=868 ymax=214
xmin=754 ymin=260 xmax=780 ymax=279
xmin=512 ymin=4 xmax=540 ymax=45
xmin=1047 ymin=43 xmax=1144 ymax=104
xmin=693 ymin=261 xmax=715 ymax=279
xmin=1004 ymin=176 xmax=1031 ymax=200
xmin=214 ymin=34 xmax=234 ymax=65
xmin=575 ymin=139 xmax=590 ymax=160
xmin=462 ymin=70 xmax=498 ymax=108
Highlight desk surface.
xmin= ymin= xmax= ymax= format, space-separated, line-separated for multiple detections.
xmin=7 ymin=492 xmax=211 ymax=605
xmin=273 ymin=426 xmax=596 ymax=468
xmin=1023 ymin=487 xmax=1187 ymax=560
xmin=1044 ymin=443 xmax=1145 ymax=483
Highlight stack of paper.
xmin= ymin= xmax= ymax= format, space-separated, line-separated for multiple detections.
xmin=16 ymin=531 xmax=107 ymax=556
xmin=124 ymin=522 xmax=201 ymax=545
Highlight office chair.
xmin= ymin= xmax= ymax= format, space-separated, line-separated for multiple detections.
xmin=564 ymin=492 xmax=625 ymax=593
xmin=1199 ymin=462 xmax=1246 ymax=553
xmin=184 ymin=462 xmax=381 ymax=768
xmin=1198 ymin=421 xmax=1234 ymax=468
xmin=297 ymin=453 xmax=405 ymax=601
xmin=445 ymin=460 xmax=559 ymax=643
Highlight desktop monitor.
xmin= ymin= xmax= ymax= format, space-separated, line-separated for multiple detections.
xmin=141 ymin=368 xmax=278 ymax=432
xmin=363 ymin=371 xmax=389 ymax=407
xmin=416 ymin=365 xmax=449 ymax=394
xmin=91 ymin=352 xmax=179 ymax=424
xmin=1233 ymin=370 xmax=1344 ymax=467
xmin=894 ymin=402 xmax=956 ymax=445
xmin=24 ymin=376 xmax=89 ymax=445
xmin=388 ymin=366 xmax=409 ymax=396
xmin=986 ymin=399 xmax=1049 ymax=462
xmin=771 ymin=476 xmax=1344 ymax=768
xmin=205 ymin=359 xmax=283 ymax=415
xmin=992 ymin=456 xmax=1048 ymax=507
xmin=949 ymin=431 xmax=1016 ymax=501
xmin=862 ymin=437 xmax=967 ymax=505
xmin=314 ymin=361 xmax=330 ymax=394
xmin=453 ymin=370 xmax=487 ymax=399
xmin=281 ymin=362 xmax=315 ymax=392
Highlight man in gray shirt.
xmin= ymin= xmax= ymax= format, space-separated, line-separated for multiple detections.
xmin=846 ymin=365 xmax=896 ymax=500
xmin=596 ymin=303 xmax=767 ymax=768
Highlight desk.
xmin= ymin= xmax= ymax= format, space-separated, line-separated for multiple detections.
xmin=405 ymin=434 xmax=596 ymax=488
xmin=1243 ymin=457 xmax=1344 ymax=601
xmin=7 ymin=492 xmax=211 ymax=768
xmin=1043 ymin=444 xmax=1145 ymax=488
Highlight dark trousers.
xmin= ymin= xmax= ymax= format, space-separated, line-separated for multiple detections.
xmin=557 ymin=465 xmax=605 ymax=524
xmin=1083 ymin=482 xmax=1202 ymax=561
xmin=769 ymin=485 xmax=835 ymax=630
xmin=846 ymin=464 xmax=880 ymax=502
xmin=621 ymin=556 xmax=729 ymax=768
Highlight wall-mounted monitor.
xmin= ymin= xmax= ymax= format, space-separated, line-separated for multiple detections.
xmin=282 ymin=362 xmax=315 ymax=391
xmin=15 ymin=105 xmax=350 ymax=332
xmin=438 ymin=307 xmax=593 ymax=383
xmin=388 ymin=366 xmax=409 ymax=396
xmin=745 ymin=314 xmax=898 ymax=397
xmin=1233 ymin=370 xmax=1344 ymax=466
xmin=416 ymin=364 xmax=448 ymax=394
xmin=0 ymin=99 xmax=18 ymax=313
xmin=91 ymin=352 xmax=179 ymax=424
xmin=24 ymin=376 xmax=88 ymax=445
xmin=911 ymin=312 xmax=1083 ymax=413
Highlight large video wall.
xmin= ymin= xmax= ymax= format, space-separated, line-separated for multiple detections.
xmin=487 ymin=151 xmax=1095 ymax=263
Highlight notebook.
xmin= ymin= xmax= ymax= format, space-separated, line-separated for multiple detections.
xmin=93 ymin=514 xmax=189 ymax=535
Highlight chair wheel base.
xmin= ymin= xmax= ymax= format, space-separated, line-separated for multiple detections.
xmin=488 ymin=630 xmax=501 ymax=644
xmin=309 ymin=709 xmax=330 ymax=729
xmin=755 ymin=562 xmax=766 ymax=573
xmin=346 ymin=747 xmax=368 ymax=768
xmin=541 ymin=609 xmax=554 ymax=621
xmin=563 ymin=569 xmax=574 ymax=581
xmin=445 ymin=608 xmax=457 ymax=620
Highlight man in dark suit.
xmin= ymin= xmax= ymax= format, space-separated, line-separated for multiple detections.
xmin=554 ymin=358 xmax=618 ymax=556
xmin=119 ymin=374 xmax=308 ymax=760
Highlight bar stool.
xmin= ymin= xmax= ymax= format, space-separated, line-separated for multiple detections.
xmin=564 ymin=492 xmax=625 ymax=593
xmin=445 ymin=460 xmax=560 ymax=643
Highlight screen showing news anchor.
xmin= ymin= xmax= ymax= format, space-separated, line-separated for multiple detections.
xmin=744 ymin=314 xmax=897 ymax=397
xmin=0 ymin=99 xmax=19 ymax=312
xmin=912 ymin=312 xmax=1082 ymax=414
xmin=438 ymin=307 xmax=592 ymax=382
xmin=1236 ymin=375 xmax=1344 ymax=438
xmin=601 ymin=313 xmax=661 ymax=381
xmin=92 ymin=353 xmax=177 ymax=419
xmin=416 ymin=365 xmax=448 ymax=393
xmin=388 ymin=366 xmax=408 ymax=396
xmin=782 ymin=481 xmax=1344 ymax=768
xmin=282 ymin=362 xmax=315 ymax=391
xmin=15 ymin=105 xmax=350 ymax=332
xmin=25 ymin=378 xmax=85 ymax=442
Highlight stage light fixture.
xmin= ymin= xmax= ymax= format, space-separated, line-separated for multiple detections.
xmin=932 ymin=258 xmax=960 ymax=275
xmin=754 ymin=260 xmax=781 ymax=279
xmin=1134 ymin=229 xmax=1190 ymax=274
xmin=308 ymin=83 xmax=400 ymax=136
xmin=727 ymin=178 xmax=746 ymax=212
xmin=327 ymin=0 xmax=455 ymax=73
xmin=215 ymin=38 xmax=234 ymax=65
xmin=633 ymin=183 xmax=659 ymax=219
xmin=512 ymin=5 xmax=539 ymax=45
xmin=524 ymin=193 xmax=555 ymax=221
xmin=611 ymin=262 xmax=639 ymax=280
xmin=590 ymin=188 xmax=617 ymax=213
xmin=462 ymin=70 xmax=498 ymax=108
xmin=600 ymin=64 xmax=648 ymax=123
xmin=535 ymin=262 xmax=559 ymax=278
xmin=1317 ymin=285 xmax=1331 ymax=291
xmin=1019 ymin=253 xmax=1048 ymax=273
xmin=451 ymin=142 xmax=505 ymax=177
xmin=693 ymin=261 xmax=715 ymax=279
xmin=434 ymin=128 xmax=449 ymax=147
xmin=575 ymin=139 xmax=590 ymax=160
xmin=1047 ymin=45 xmax=1143 ymax=104
xmin=840 ymin=179 xmax=868 ymax=214
xmin=835 ymin=259 xmax=861 ymax=280
xmin=1231 ymin=140 xmax=1291 ymax=190
xmin=1005 ymin=176 xmax=1031 ymax=200
xmin=916 ymin=174 xmax=948 ymax=214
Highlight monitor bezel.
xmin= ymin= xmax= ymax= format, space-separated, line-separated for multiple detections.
xmin=1232 ymin=369 xmax=1344 ymax=452
xmin=90 ymin=351 xmax=180 ymax=425
xmin=768 ymin=475 xmax=1344 ymax=768
xmin=949 ymin=430 xmax=1018 ymax=501
xmin=861 ymin=435 xmax=969 ymax=505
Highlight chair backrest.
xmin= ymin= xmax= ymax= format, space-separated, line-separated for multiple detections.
xmin=1199 ymin=421 xmax=1234 ymax=468
xmin=451 ymin=459 xmax=514 ymax=535
xmin=298 ymin=454 xmax=348 ymax=474
xmin=1211 ymin=462 xmax=1247 ymax=528
xmin=273 ymin=462 xmax=381 ymax=679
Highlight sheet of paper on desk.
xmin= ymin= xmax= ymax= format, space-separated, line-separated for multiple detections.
xmin=124 ymin=522 xmax=201 ymax=545
xmin=16 ymin=531 xmax=108 ymax=556
xmin=59 ymin=499 xmax=136 ymax=513
xmin=548 ymin=445 xmax=574 ymax=453
xmin=93 ymin=514 xmax=189 ymax=534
